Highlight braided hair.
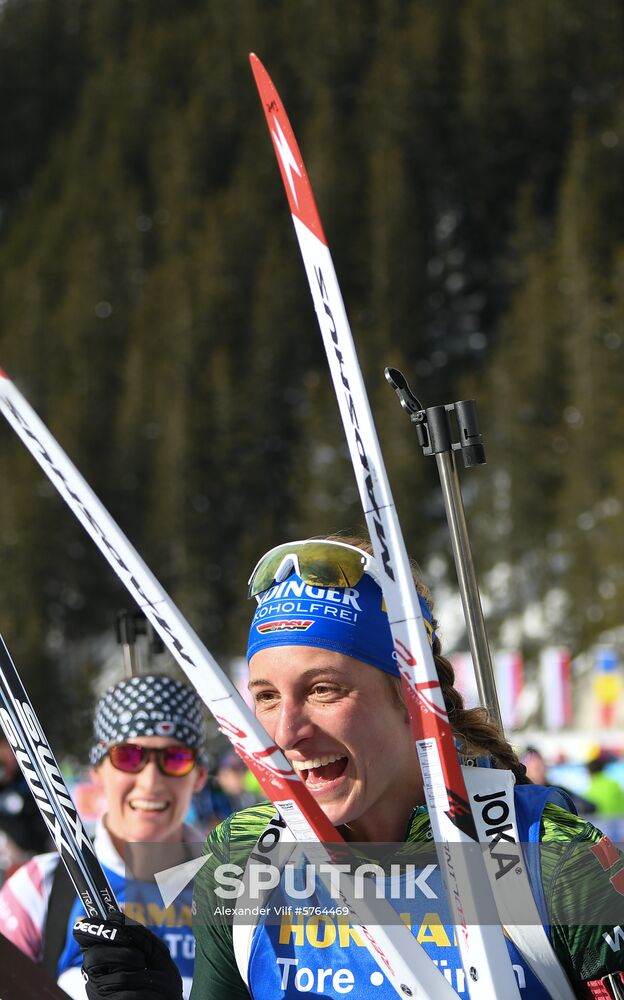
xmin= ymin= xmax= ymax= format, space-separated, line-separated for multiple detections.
xmin=328 ymin=533 xmax=529 ymax=785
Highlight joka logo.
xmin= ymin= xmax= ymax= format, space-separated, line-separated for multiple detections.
xmin=257 ymin=620 xmax=314 ymax=633
xmin=73 ymin=919 xmax=118 ymax=940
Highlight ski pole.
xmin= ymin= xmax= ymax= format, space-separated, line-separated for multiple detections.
xmin=250 ymin=52 xmax=521 ymax=999
xmin=385 ymin=367 xmax=504 ymax=733
xmin=116 ymin=610 xmax=143 ymax=677
xmin=116 ymin=610 xmax=164 ymax=678
xmin=0 ymin=633 xmax=119 ymax=919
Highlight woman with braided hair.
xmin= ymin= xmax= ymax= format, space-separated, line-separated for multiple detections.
xmin=73 ymin=537 xmax=624 ymax=999
xmin=189 ymin=536 xmax=624 ymax=1000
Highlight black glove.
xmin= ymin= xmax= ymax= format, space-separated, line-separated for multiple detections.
xmin=72 ymin=911 xmax=183 ymax=1000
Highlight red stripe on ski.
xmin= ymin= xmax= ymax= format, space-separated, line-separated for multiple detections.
xmin=249 ymin=54 xmax=326 ymax=245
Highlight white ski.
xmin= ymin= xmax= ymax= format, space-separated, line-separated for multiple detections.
xmin=250 ymin=51 xmax=522 ymax=1000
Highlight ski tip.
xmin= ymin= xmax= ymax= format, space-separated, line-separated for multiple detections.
xmin=248 ymin=52 xmax=271 ymax=96
xmin=0 ymin=368 xmax=7 ymax=380
xmin=248 ymin=54 xmax=327 ymax=245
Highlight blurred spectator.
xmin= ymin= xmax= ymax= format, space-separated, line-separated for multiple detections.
xmin=585 ymin=752 xmax=624 ymax=817
xmin=521 ymin=746 xmax=548 ymax=784
xmin=216 ymin=752 xmax=259 ymax=812
xmin=520 ymin=745 xmax=596 ymax=815
xmin=193 ymin=750 xmax=261 ymax=830
xmin=0 ymin=728 xmax=50 ymax=880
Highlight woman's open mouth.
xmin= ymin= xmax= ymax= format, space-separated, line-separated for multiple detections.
xmin=292 ymin=754 xmax=348 ymax=786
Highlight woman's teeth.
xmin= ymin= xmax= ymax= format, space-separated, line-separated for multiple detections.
xmin=129 ymin=799 xmax=168 ymax=812
xmin=292 ymin=754 xmax=345 ymax=772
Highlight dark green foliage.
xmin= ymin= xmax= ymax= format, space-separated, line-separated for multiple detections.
xmin=0 ymin=0 xmax=622 ymax=751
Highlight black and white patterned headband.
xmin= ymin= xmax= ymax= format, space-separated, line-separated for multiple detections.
xmin=90 ymin=674 xmax=206 ymax=766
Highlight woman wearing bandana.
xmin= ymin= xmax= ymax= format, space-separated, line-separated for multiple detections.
xmin=74 ymin=539 xmax=624 ymax=999
xmin=0 ymin=673 xmax=207 ymax=999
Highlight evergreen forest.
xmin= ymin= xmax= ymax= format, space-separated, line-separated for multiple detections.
xmin=0 ymin=0 xmax=622 ymax=752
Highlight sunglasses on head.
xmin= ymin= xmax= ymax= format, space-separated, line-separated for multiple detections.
xmin=107 ymin=743 xmax=198 ymax=777
xmin=248 ymin=539 xmax=381 ymax=599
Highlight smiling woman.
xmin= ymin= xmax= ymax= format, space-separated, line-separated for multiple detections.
xmin=60 ymin=538 xmax=624 ymax=999
xmin=88 ymin=675 xmax=207 ymax=859
xmin=0 ymin=673 xmax=207 ymax=1000
xmin=188 ymin=536 xmax=624 ymax=1000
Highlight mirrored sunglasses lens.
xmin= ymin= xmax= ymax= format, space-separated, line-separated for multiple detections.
xmin=109 ymin=744 xmax=145 ymax=772
xmin=161 ymin=747 xmax=196 ymax=776
xmin=248 ymin=543 xmax=293 ymax=597
xmin=298 ymin=543 xmax=366 ymax=588
xmin=249 ymin=542 xmax=366 ymax=597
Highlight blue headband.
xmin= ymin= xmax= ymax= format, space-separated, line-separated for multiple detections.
xmin=246 ymin=571 xmax=435 ymax=676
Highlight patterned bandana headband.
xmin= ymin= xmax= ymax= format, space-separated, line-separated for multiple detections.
xmin=247 ymin=561 xmax=436 ymax=677
xmin=90 ymin=674 xmax=206 ymax=766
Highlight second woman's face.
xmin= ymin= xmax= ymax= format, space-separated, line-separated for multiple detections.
xmin=92 ymin=736 xmax=206 ymax=849
xmin=249 ymin=646 xmax=422 ymax=841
